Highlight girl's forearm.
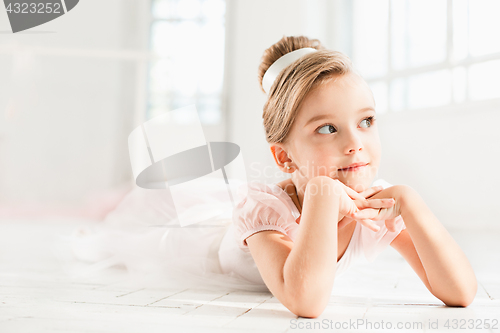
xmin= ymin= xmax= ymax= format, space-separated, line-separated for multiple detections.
xmin=283 ymin=177 xmax=339 ymax=316
xmin=398 ymin=186 xmax=477 ymax=306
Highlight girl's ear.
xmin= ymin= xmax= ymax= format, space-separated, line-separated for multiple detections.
xmin=270 ymin=144 xmax=292 ymax=169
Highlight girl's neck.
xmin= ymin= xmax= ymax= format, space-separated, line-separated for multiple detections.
xmin=278 ymin=177 xmax=305 ymax=215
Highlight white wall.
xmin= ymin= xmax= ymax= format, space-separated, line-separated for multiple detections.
xmin=376 ymin=102 xmax=500 ymax=231
xmin=0 ymin=0 xmax=150 ymax=207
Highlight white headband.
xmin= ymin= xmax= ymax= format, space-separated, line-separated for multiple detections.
xmin=262 ymin=47 xmax=318 ymax=94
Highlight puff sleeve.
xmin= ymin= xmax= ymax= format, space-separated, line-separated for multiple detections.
xmin=232 ymin=182 xmax=299 ymax=252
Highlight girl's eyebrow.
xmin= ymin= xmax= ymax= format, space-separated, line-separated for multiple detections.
xmin=304 ymin=106 xmax=375 ymax=127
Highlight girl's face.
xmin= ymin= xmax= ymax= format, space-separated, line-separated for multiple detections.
xmin=286 ymin=72 xmax=381 ymax=192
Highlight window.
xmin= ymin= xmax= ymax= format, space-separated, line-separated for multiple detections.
xmin=148 ymin=0 xmax=226 ymax=124
xmin=349 ymin=0 xmax=500 ymax=114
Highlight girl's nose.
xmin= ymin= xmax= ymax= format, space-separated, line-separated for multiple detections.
xmin=347 ymin=146 xmax=362 ymax=153
xmin=344 ymin=133 xmax=364 ymax=154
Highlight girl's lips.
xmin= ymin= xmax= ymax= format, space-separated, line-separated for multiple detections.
xmin=340 ymin=164 xmax=367 ymax=172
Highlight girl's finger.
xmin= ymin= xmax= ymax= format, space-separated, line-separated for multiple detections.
xmin=338 ymin=216 xmax=354 ymax=229
xmin=359 ymin=185 xmax=384 ymax=199
xmin=362 ymin=198 xmax=395 ymax=209
xmin=358 ymin=219 xmax=380 ymax=232
xmin=333 ymin=179 xmax=366 ymax=202
xmin=385 ymin=218 xmax=397 ymax=232
xmin=349 ymin=207 xmax=380 ymax=220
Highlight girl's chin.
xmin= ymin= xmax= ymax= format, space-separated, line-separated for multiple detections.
xmin=341 ymin=179 xmax=373 ymax=192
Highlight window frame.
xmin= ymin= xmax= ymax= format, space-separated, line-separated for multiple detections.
xmin=343 ymin=0 xmax=500 ymax=114
xmin=146 ymin=0 xmax=229 ymax=140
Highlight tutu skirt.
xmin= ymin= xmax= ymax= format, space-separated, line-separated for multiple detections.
xmin=54 ymin=178 xmax=270 ymax=292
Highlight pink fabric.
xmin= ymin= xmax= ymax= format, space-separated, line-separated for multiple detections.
xmin=232 ymin=179 xmax=407 ymax=274
xmin=232 ymin=181 xmax=300 ymax=251
xmin=361 ymin=214 xmax=406 ymax=262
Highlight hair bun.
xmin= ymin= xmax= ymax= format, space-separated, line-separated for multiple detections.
xmin=258 ymin=36 xmax=325 ymax=94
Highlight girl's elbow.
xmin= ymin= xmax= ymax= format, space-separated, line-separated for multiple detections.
xmin=444 ymin=285 xmax=477 ymax=307
xmin=461 ymin=285 xmax=478 ymax=307
xmin=291 ymin=305 xmax=324 ymax=319
xmin=289 ymin=293 xmax=329 ymax=318
xmin=279 ymin=278 xmax=328 ymax=318
xmin=445 ymin=295 xmax=474 ymax=307
xmin=459 ymin=277 xmax=478 ymax=307
xmin=436 ymin=275 xmax=477 ymax=307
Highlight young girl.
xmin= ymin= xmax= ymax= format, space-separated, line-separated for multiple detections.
xmin=221 ymin=35 xmax=477 ymax=318
xmin=62 ymin=35 xmax=477 ymax=319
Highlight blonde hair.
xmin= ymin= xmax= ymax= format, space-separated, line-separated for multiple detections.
xmin=258 ymin=35 xmax=359 ymax=145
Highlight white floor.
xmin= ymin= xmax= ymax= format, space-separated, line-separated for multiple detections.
xmin=0 ymin=218 xmax=498 ymax=333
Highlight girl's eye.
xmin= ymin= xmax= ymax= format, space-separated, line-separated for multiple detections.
xmin=317 ymin=124 xmax=336 ymax=134
xmin=360 ymin=116 xmax=375 ymax=128
xmin=315 ymin=116 xmax=376 ymax=135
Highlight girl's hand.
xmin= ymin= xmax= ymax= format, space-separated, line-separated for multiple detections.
xmin=347 ymin=187 xmax=404 ymax=232
xmin=336 ymin=183 xmax=396 ymax=232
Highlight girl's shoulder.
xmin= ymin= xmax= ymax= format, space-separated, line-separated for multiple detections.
xmin=234 ymin=180 xmax=300 ymax=217
xmin=232 ymin=180 xmax=300 ymax=250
